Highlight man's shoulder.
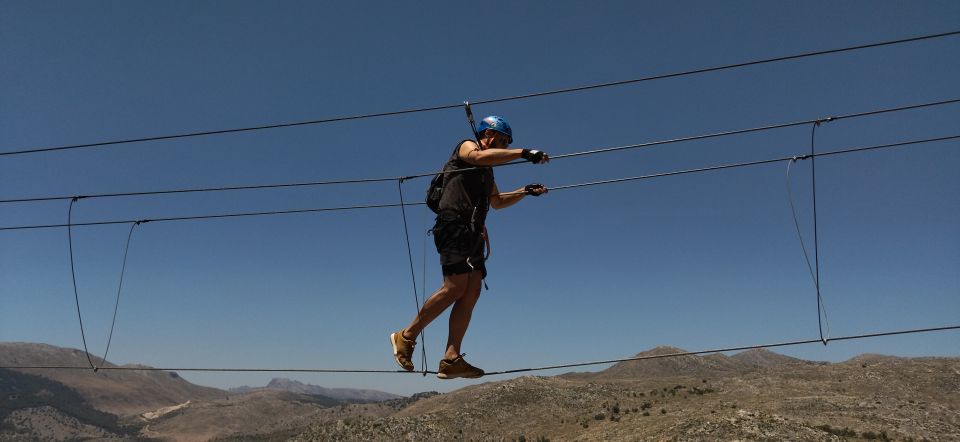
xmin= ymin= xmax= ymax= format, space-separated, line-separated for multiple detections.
xmin=454 ymin=139 xmax=480 ymax=160
xmin=457 ymin=139 xmax=479 ymax=149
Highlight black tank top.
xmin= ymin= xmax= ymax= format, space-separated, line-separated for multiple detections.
xmin=438 ymin=140 xmax=495 ymax=226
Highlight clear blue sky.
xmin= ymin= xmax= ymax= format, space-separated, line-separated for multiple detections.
xmin=1 ymin=1 xmax=957 ymax=396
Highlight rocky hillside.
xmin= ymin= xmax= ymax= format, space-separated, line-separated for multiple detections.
xmin=0 ymin=342 xmax=423 ymax=441
xmin=0 ymin=342 xmax=227 ymax=416
xmin=292 ymin=351 xmax=960 ymax=441
xmin=3 ymin=341 xmax=958 ymax=441
xmin=563 ymin=346 xmax=819 ymax=381
xmin=231 ymin=378 xmax=401 ymax=402
xmin=0 ymin=368 xmax=131 ymax=440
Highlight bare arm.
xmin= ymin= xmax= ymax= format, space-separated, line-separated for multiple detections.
xmin=489 ymin=181 xmax=526 ymax=210
xmin=491 ymin=182 xmax=548 ymax=211
xmin=459 ymin=141 xmax=530 ymax=166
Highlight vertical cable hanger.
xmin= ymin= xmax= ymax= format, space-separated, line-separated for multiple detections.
xmin=809 ymin=118 xmax=833 ymax=344
xmin=420 ymin=200 xmax=430 ymax=365
xmin=397 ymin=178 xmax=428 ymax=375
xmin=67 ymin=197 xmax=96 ymax=369
xmin=785 ymin=118 xmax=834 ymax=345
xmin=68 ymin=196 xmax=150 ymax=371
xmin=99 ymin=220 xmax=148 ymax=369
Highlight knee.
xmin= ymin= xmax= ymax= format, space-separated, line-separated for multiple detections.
xmin=464 ymin=285 xmax=481 ymax=303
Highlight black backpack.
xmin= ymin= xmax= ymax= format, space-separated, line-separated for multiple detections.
xmin=425 ymin=172 xmax=444 ymax=214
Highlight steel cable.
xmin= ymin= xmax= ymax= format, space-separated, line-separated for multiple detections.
xmin=2 ymin=30 xmax=957 ymax=158
xmin=67 ymin=197 xmax=96 ymax=369
xmin=397 ymin=179 xmax=429 ymax=375
xmin=3 ymin=97 xmax=957 ymax=205
xmin=3 ymin=324 xmax=956 ymax=375
xmin=3 ymin=135 xmax=957 ymax=233
xmin=98 ymin=221 xmax=145 ymax=368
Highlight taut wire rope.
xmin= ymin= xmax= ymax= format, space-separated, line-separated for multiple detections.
xmin=3 ymin=134 xmax=957 ymax=232
xmin=3 ymin=97 xmax=958 ymax=206
xmin=482 ymin=325 xmax=960 ymax=375
xmin=3 ymin=324 xmax=957 ymax=375
xmin=540 ymin=135 xmax=960 ymax=194
xmin=1 ymin=30 xmax=957 ymax=158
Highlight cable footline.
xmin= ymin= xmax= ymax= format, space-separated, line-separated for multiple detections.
xmin=1 ymin=135 xmax=956 ymax=232
xmin=2 ymin=30 xmax=957 ymax=158
xmin=484 ymin=324 xmax=960 ymax=375
xmin=0 ymin=366 xmax=438 ymax=374
xmin=4 ymin=97 xmax=958 ymax=206
xmin=3 ymin=325 xmax=956 ymax=375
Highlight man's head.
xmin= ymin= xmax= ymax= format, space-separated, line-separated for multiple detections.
xmin=477 ymin=116 xmax=512 ymax=147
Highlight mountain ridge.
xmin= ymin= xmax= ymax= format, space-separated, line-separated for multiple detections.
xmin=230 ymin=377 xmax=402 ymax=402
xmin=3 ymin=341 xmax=957 ymax=441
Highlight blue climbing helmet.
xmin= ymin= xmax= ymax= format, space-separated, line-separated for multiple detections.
xmin=476 ymin=115 xmax=513 ymax=144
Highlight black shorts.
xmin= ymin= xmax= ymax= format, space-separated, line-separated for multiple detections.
xmin=433 ymin=214 xmax=486 ymax=278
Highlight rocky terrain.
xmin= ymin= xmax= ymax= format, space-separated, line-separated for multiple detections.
xmin=231 ymin=378 xmax=402 ymax=402
xmin=0 ymin=342 xmax=227 ymax=416
xmin=2 ymin=342 xmax=958 ymax=441
xmin=292 ymin=348 xmax=960 ymax=441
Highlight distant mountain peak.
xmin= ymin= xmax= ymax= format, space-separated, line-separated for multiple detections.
xmin=731 ymin=348 xmax=808 ymax=367
xmin=636 ymin=346 xmax=689 ymax=357
xmin=232 ymin=377 xmax=402 ymax=403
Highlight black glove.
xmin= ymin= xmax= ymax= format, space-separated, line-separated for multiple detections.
xmin=521 ymin=149 xmax=546 ymax=164
xmin=524 ymin=183 xmax=547 ymax=196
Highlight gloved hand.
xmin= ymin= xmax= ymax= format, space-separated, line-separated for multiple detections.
xmin=521 ymin=149 xmax=548 ymax=164
xmin=524 ymin=183 xmax=548 ymax=196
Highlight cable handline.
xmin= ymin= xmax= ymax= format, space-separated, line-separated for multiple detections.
xmin=549 ymin=98 xmax=960 ymax=161
xmin=67 ymin=197 xmax=96 ymax=369
xmin=2 ymin=135 xmax=957 ymax=233
xmin=0 ymin=176 xmax=399 ymax=204
xmin=3 ymin=324 xmax=957 ymax=375
xmin=0 ymin=202 xmax=420 ymax=232
xmin=470 ymin=31 xmax=960 ymax=106
xmin=2 ymin=30 xmax=957 ymax=158
xmin=543 ymin=134 xmax=960 ymax=193
xmin=3 ymin=97 xmax=958 ymax=206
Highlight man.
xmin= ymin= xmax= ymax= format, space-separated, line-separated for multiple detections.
xmin=391 ymin=115 xmax=549 ymax=379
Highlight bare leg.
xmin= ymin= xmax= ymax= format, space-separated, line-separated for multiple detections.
xmin=445 ymin=270 xmax=483 ymax=360
xmin=403 ymin=272 xmax=471 ymax=340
